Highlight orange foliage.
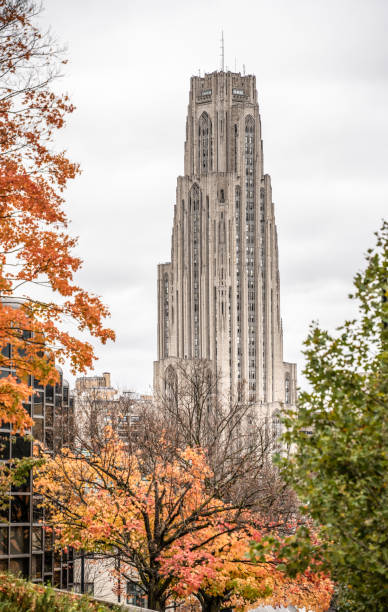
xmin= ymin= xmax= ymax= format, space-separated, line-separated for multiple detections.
xmin=34 ymin=436 xmax=256 ymax=609
xmin=261 ymin=568 xmax=333 ymax=612
xmin=34 ymin=434 xmax=333 ymax=611
xmin=161 ymin=524 xmax=333 ymax=611
xmin=0 ymin=0 xmax=114 ymax=432
xmin=34 ymin=439 xmax=229 ymax=555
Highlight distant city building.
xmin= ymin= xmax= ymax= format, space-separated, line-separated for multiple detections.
xmin=154 ymin=70 xmax=297 ymax=419
xmin=71 ymin=373 xmax=148 ymax=601
xmin=75 ymin=371 xmax=116 ymax=400
xmin=72 ymin=373 xmax=150 ymax=446
xmin=72 ymin=372 xmax=117 ymax=444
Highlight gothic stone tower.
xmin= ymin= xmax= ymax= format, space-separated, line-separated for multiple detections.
xmin=154 ymin=70 xmax=296 ymax=416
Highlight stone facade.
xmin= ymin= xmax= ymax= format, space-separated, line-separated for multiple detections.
xmin=154 ymin=70 xmax=296 ymax=417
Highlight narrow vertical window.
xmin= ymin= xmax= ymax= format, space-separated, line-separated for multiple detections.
xmin=285 ymin=375 xmax=290 ymax=404
xmin=198 ymin=112 xmax=212 ymax=173
xmin=163 ymin=273 xmax=169 ymax=358
xmin=245 ymin=115 xmax=256 ymax=402
xmin=235 ymin=186 xmax=242 ymax=388
xmin=234 ymin=124 xmax=238 ymax=173
xmin=165 ymin=366 xmax=177 ymax=406
xmin=190 ymin=184 xmax=201 ymax=358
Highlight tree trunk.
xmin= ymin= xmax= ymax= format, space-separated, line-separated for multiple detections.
xmin=147 ymin=588 xmax=166 ymax=612
xmin=200 ymin=595 xmax=223 ymax=612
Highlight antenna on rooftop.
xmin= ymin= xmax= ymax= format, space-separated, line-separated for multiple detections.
xmin=243 ymin=63 xmax=246 ymax=76
xmin=220 ymin=30 xmax=225 ymax=72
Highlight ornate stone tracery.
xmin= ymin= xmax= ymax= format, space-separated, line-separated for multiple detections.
xmin=198 ymin=112 xmax=212 ymax=174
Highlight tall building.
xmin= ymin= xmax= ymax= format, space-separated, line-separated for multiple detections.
xmin=154 ymin=70 xmax=296 ymax=417
xmin=0 ymin=297 xmax=75 ymax=585
xmin=0 ymin=373 xmax=74 ymax=585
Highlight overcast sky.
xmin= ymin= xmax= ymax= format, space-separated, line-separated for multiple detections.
xmin=39 ymin=0 xmax=388 ymax=393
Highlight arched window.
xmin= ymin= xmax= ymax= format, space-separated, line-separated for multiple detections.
xmin=198 ymin=112 xmax=212 ymax=173
xmin=245 ymin=114 xmax=255 ymax=135
xmin=165 ymin=366 xmax=178 ymax=405
xmin=190 ymin=183 xmax=200 ymax=211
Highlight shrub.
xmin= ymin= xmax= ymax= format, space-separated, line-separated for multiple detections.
xmin=0 ymin=572 xmax=121 ymax=612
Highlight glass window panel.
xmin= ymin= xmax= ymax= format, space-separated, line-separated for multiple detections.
xmin=11 ymin=435 xmax=31 ymax=459
xmin=10 ymin=495 xmax=30 ymax=523
xmin=44 ymin=530 xmax=53 ymax=551
xmin=53 ymin=569 xmax=60 ymax=587
xmin=0 ymin=527 xmax=8 ymax=554
xmin=45 ymin=405 xmax=53 ymax=427
xmin=33 ymin=393 xmax=44 ymax=416
xmin=45 ymin=428 xmax=53 ymax=451
xmin=44 ymin=551 xmax=53 ymax=573
xmin=127 ymin=583 xmax=145 ymax=606
xmin=11 ymin=470 xmax=31 ymax=493
xmin=32 ymin=496 xmax=44 ymax=523
xmin=17 ymin=345 xmax=26 ymax=358
xmin=54 ymin=549 xmax=61 ymax=567
xmin=10 ymin=526 xmax=29 ymax=554
xmin=45 ymin=385 xmax=54 ymax=404
xmin=0 ymin=558 xmax=8 ymax=571
xmin=32 ymin=418 xmax=44 ymax=442
xmin=0 ymin=500 xmax=9 ymax=522
xmin=9 ymin=556 xmax=29 ymax=578
xmin=32 ymin=526 xmax=43 ymax=552
xmin=22 ymin=402 xmax=31 ymax=417
xmin=62 ymin=566 xmax=68 ymax=588
xmin=1 ymin=344 xmax=11 ymax=359
xmin=33 ymin=377 xmax=43 ymax=390
xmin=32 ymin=554 xmax=43 ymax=579
xmin=0 ymin=433 xmax=10 ymax=460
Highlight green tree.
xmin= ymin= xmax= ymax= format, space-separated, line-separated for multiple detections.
xmin=274 ymin=221 xmax=388 ymax=610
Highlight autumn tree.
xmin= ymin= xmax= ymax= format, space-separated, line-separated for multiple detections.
xmin=34 ymin=402 xmax=331 ymax=611
xmin=270 ymin=221 xmax=388 ymax=610
xmin=162 ymin=526 xmax=333 ymax=612
xmin=70 ymin=386 xmax=145 ymax=454
xmin=34 ymin=432 xmax=252 ymax=611
xmin=71 ymin=363 xmax=296 ymax=527
xmin=155 ymin=360 xmax=296 ymax=521
xmin=0 ymin=0 xmax=114 ymax=433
